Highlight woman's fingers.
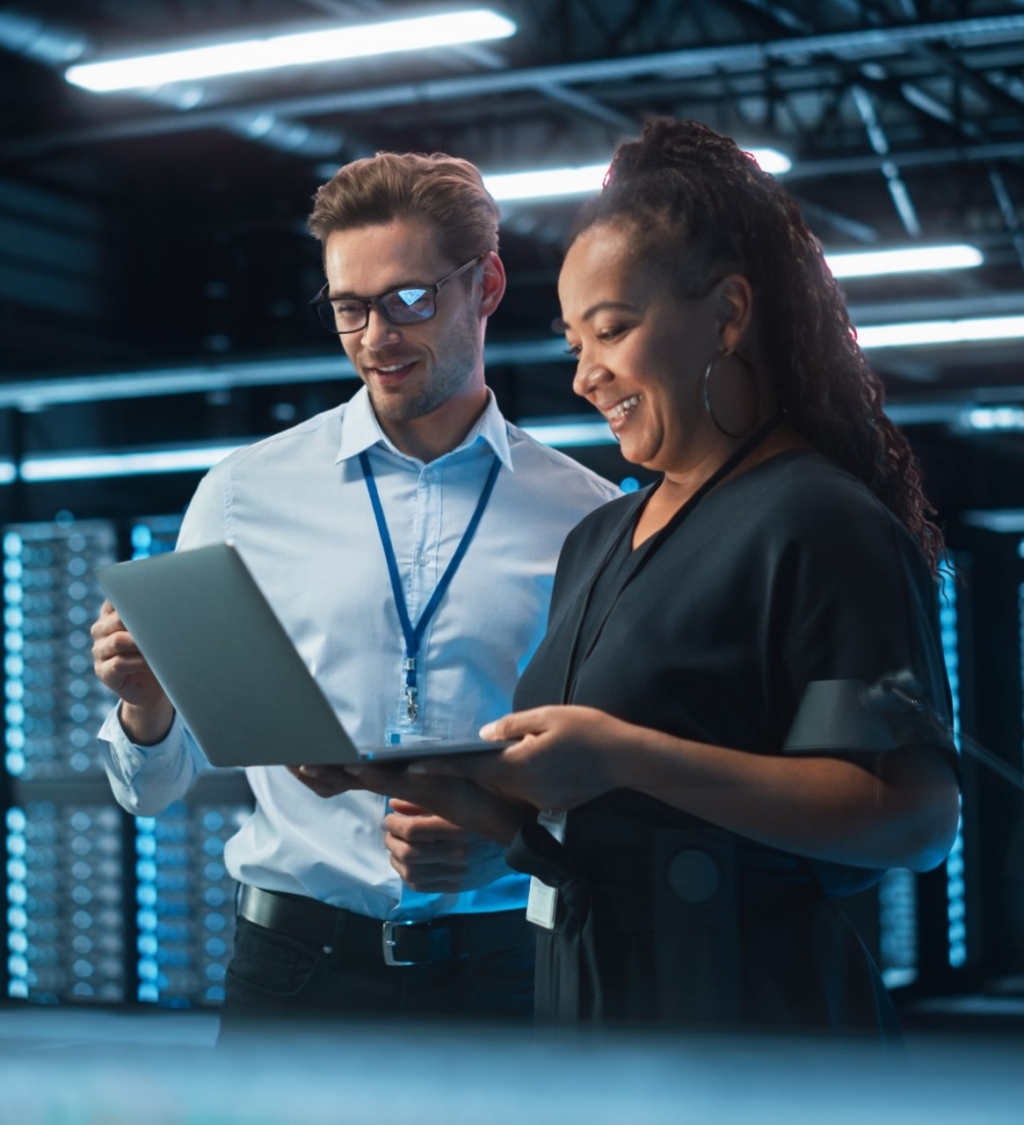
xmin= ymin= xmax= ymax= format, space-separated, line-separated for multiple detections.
xmin=387 ymin=797 xmax=432 ymax=817
xmin=480 ymin=706 xmax=554 ymax=743
xmin=404 ymin=709 xmax=556 ymax=781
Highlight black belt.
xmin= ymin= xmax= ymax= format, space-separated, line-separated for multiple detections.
xmin=237 ymin=884 xmax=530 ymax=967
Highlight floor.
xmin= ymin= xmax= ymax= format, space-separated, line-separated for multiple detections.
xmin=0 ymin=1003 xmax=1022 ymax=1124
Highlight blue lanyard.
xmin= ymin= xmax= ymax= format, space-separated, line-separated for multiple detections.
xmin=359 ymin=449 xmax=502 ymax=721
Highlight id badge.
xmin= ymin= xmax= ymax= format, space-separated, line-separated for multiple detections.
xmin=384 ymin=707 xmax=451 ymax=747
xmin=526 ymin=810 xmax=567 ymax=930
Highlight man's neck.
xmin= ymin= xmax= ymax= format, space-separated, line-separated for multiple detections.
xmin=378 ymin=388 xmax=490 ymax=463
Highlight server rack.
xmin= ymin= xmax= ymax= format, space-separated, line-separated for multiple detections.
xmin=3 ymin=515 xmax=253 ymax=1008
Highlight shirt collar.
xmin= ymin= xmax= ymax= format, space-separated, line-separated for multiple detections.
xmin=336 ymin=385 xmax=513 ymax=471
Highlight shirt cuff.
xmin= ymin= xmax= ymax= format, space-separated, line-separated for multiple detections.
xmin=98 ymin=704 xmax=183 ymax=767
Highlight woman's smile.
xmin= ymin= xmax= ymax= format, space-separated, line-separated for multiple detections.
xmin=602 ymin=394 xmax=641 ymax=429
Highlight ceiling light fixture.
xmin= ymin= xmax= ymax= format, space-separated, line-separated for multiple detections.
xmin=482 ymin=147 xmax=791 ymax=202
xmin=17 ymin=444 xmax=247 ymax=481
xmin=65 ymin=9 xmax=516 ymax=92
xmin=826 ymin=244 xmax=984 ymax=279
xmin=7 ymin=371 xmax=1024 ymax=482
xmin=745 ymin=148 xmax=792 ymax=175
xmin=483 ymin=163 xmax=609 ymax=202
xmin=857 ymin=315 xmax=1024 ymax=349
xmin=961 ymin=407 xmax=1024 ymax=432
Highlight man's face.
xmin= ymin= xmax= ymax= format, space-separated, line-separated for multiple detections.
xmin=323 ymin=220 xmax=491 ymax=431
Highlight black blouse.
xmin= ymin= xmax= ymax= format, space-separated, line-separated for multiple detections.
xmin=511 ymin=449 xmax=954 ymax=1030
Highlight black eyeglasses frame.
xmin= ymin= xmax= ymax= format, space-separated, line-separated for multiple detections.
xmin=310 ymin=255 xmax=482 ymax=335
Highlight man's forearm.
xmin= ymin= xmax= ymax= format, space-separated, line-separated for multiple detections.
xmin=120 ymin=698 xmax=175 ymax=746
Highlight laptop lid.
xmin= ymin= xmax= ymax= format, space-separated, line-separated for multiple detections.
xmin=98 ymin=543 xmax=362 ymax=768
xmin=97 ymin=543 xmax=508 ymax=768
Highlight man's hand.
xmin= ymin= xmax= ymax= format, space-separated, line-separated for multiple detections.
xmin=286 ymin=764 xmax=367 ymax=798
xmin=382 ymin=798 xmax=511 ymax=893
xmin=347 ymin=762 xmax=530 ymax=848
xmin=287 ymin=763 xmax=524 ymax=892
xmin=90 ymin=600 xmax=174 ymax=744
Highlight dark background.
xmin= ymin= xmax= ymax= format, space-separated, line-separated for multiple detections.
xmin=1 ymin=0 xmax=1024 ymax=1027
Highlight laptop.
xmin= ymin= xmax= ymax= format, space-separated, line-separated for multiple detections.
xmin=96 ymin=542 xmax=512 ymax=768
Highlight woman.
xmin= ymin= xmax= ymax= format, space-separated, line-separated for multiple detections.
xmin=352 ymin=119 xmax=961 ymax=1035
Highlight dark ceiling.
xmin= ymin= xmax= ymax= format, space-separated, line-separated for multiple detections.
xmin=2 ymin=0 xmax=1024 ymax=521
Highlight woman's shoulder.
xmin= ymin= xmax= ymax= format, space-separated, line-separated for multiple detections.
xmin=733 ymin=450 xmax=935 ymax=592
xmin=734 ymin=449 xmax=901 ymax=539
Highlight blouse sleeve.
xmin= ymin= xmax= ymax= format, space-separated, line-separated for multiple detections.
xmin=774 ymin=481 xmax=956 ymax=763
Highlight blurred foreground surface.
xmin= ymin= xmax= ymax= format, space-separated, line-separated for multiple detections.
xmin=0 ymin=1004 xmax=1022 ymax=1124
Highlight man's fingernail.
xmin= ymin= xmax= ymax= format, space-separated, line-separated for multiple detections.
xmin=299 ymin=766 xmax=322 ymax=777
xmin=479 ymin=722 xmax=495 ymax=739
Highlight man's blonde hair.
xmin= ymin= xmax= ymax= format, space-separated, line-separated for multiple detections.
xmin=308 ymin=151 xmax=500 ymax=265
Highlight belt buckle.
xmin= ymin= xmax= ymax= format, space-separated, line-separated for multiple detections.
xmin=382 ymin=919 xmax=421 ymax=966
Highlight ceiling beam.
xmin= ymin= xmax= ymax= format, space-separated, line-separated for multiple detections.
xmin=6 ymin=12 xmax=1024 ymax=158
xmin=297 ymin=0 xmax=637 ymax=133
xmin=786 ymin=139 xmax=1024 ymax=179
xmin=5 ymin=288 xmax=1024 ymax=409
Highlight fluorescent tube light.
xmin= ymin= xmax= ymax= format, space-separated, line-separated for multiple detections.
xmin=961 ymin=509 xmax=1024 ymax=532
xmin=826 ymin=244 xmax=983 ymax=279
xmin=857 ymin=315 xmax=1024 ymax=349
xmin=18 ymin=443 xmax=247 ymax=482
xmin=65 ymin=9 xmax=516 ymax=92
xmin=7 ymin=379 xmax=1024 ymax=483
xmin=484 ymin=164 xmax=610 ymax=202
xmin=963 ymin=407 xmax=1024 ymax=432
xmin=483 ymin=147 xmax=790 ymax=202
xmin=746 ymin=148 xmax=792 ymax=175
xmin=521 ymin=419 xmax=613 ymax=446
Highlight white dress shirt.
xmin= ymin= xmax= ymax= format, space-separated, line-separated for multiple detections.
xmin=100 ymin=387 xmax=618 ymax=921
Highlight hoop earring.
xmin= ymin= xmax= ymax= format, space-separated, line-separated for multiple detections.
xmin=702 ymin=350 xmax=761 ymax=439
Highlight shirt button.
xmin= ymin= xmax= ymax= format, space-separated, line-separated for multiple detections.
xmin=416 ymin=551 xmax=430 ymax=567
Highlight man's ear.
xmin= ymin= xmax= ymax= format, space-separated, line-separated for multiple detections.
xmin=478 ymin=252 xmax=506 ymax=318
xmin=714 ymin=273 xmax=754 ymax=354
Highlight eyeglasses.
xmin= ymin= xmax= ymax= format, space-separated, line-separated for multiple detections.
xmin=310 ymin=256 xmax=481 ymax=334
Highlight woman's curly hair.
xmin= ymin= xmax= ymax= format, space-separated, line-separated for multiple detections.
xmin=569 ymin=118 xmax=944 ymax=573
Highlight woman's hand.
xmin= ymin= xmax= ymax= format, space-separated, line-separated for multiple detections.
xmin=407 ymin=705 xmax=631 ymax=812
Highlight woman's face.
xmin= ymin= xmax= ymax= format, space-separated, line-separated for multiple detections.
xmin=558 ymin=223 xmax=724 ymax=477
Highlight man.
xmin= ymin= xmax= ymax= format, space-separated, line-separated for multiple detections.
xmin=91 ymin=151 xmax=617 ymax=1027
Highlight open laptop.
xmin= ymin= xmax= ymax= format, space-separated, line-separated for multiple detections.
xmin=96 ymin=542 xmax=512 ymax=768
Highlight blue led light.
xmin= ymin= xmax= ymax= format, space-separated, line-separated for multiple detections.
xmin=135 ymin=815 xmax=161 ymax=1003
xmin=136 ymin=884 xmax=158 ymax=907
xmin=131 ymin=525 xmax=153 ymax=553
xmin=3 ymin=555 xmax=26 ymax=782
xmin=5 ymin=806 xmax=28 ymax=998
xmin=879 ymin=866 xmax=918 ymax=989
xmin=941 ymin=563 xmax=966 ymax=969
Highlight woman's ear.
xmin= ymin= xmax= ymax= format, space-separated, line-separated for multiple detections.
xmin=478 ymin=252 xmax=506 ymax=318
xmin=714 ymin=274 xmax=754 ymax=353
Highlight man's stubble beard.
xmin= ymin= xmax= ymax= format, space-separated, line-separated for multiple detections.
xmin=365 ymin=305 xmax=482 ymax=425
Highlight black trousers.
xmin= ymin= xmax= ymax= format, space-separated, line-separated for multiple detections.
xmin=218 ymin=915 xmax=535 ymax=1041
